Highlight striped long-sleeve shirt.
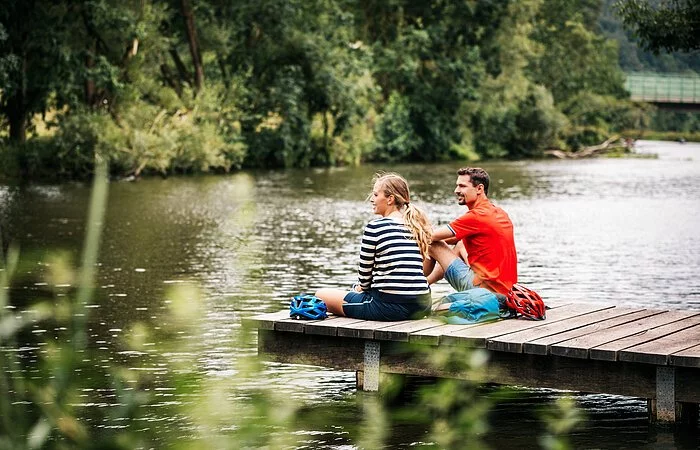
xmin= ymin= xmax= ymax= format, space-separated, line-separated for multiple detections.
xmin=358 ymin=217 xmax=430 ymax=300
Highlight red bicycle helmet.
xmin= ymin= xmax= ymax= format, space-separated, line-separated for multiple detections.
xmin=505 ymin=284 xmax=546 ymax=320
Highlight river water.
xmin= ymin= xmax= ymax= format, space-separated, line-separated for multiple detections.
xmin=1 ymin=140 xmax=699 ymax=448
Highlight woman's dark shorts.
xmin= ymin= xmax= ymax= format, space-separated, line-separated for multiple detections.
xmin=342 ymin=289 xmax=431 ymax=321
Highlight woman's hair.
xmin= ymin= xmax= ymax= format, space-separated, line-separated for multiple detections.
xmin=372 ymin=172 xmax=432 ymax=258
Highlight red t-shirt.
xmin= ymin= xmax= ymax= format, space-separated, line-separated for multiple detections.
xmin=448 ymin=197 xmax=517 ymax=294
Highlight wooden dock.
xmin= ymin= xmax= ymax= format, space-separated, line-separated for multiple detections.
xmin=243 ymin=300 xmax=700 ymax=425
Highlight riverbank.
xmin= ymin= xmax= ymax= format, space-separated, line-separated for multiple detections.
xmin=623 ymin=129 xmax=700 ymax=143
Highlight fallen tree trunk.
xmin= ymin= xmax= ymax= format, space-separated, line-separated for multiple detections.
xmin=545 ymin=136 xmax=634 ymax=159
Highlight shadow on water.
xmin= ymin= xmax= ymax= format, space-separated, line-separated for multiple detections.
xmin=2 ymin=141 xmax=699 ymax=447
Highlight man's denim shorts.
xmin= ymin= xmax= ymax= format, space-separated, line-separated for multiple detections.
xmin=444 ymin=258 xmax=478 ymax=292
xmin=343 ymin=289 xmax=430 ymax=321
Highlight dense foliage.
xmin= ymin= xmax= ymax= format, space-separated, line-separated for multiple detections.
xmin=600 ymin=0 xmax=700 ymax=73
xmin=599 ymin=0 xmax=699 ymax=139
xmin=614 ymin=0 xmax=700 ymax=54
xmin=0 ymin=0 xmax=673 ymax=179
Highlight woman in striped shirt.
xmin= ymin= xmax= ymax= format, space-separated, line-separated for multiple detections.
xmin=315 ymin=173 xmax=433 ymax=321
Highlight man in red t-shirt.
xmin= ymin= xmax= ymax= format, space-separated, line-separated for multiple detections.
xmin=426 ymin=167 xmax=517 ymax=295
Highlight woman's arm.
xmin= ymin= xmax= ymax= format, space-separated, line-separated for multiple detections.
xmin=426 ymin=262 xmax=445 ymax=285
xmin=357 ymin=223 xmax=376 ymax=291
xmin=423 ymin=255 xmax=436 ymax=277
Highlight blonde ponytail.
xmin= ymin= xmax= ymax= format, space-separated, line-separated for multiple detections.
xmin=403 ymin=203 xmax=432 ymax=259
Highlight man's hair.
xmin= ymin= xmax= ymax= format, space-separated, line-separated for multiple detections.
xmin=457 ymin=167 xmax=489 ymax=196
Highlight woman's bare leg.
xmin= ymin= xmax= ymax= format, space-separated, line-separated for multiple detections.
xmin=314 ymin=288 xmax=349 ymax=316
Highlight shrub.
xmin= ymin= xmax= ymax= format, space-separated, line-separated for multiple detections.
xmin=372 ymin=92 xmax=422 ymax=162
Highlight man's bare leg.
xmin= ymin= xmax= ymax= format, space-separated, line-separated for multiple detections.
xmin=427 ymin=241 xmax=466 ymax=284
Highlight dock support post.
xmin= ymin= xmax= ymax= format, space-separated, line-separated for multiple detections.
xmin=654 ymin=367 xmax=675 ymax=423
xmin=677 ymin=402 xmax=699 ymax=426
xmin=361 ymin=340 xmax=380 ymax=392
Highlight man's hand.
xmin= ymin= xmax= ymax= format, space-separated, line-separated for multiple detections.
xmin=443 ymin=236 xmax=459 ymax=245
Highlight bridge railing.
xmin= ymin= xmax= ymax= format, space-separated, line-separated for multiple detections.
xmin=625 ymin=72 xmax=700 ymax=104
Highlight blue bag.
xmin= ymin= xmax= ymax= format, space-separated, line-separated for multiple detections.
xmin=433 ymin=288 xmax=501 ymax=324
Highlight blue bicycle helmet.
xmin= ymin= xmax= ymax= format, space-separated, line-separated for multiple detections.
xmin=290 ymin=294 xmax=328 ymax=320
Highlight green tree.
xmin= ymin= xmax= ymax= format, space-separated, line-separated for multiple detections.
xmin=222 ymin=0 xmax=375 ymax=168
xmin=360 ymin=0 xmax=486 ymax=162
xmin=373 ymin=91 xmax=420 ymax=162
xmin=599 ymin=0 xmax=700 ymax=72
xmin=530 ymin=0 xmax=628 ymax=104
xmin=527 ymin=0 xmax=643 ymax=149
xmin=1 ymin=0 xmax=249 ymax=179
xmin=0 ymin=0 xmax=654 ymax=179
xmin=469 ymin=0 xmax=567 ymax=158
xmin=0 ymin=1 xmax=70 ymax=144
xmin=615 ymin=0 xmax=700 ymax=53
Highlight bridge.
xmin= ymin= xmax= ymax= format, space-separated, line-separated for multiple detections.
xmin=625 ymin=72 xmax=700 ymax=111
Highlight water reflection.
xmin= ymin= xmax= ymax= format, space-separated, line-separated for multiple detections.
xmin=2 ymin=140 xmax=699 ymax=447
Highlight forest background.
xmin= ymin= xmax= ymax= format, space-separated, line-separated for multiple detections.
xmin=0 ymin=0 xmax=698 ymax=180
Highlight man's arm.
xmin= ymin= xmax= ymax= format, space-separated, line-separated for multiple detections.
xmin=432 ymin=225 xmax=458 ymax=244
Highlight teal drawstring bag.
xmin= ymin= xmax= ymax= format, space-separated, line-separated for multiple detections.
xmin=433 ymin=288 xmax=501 ymax=324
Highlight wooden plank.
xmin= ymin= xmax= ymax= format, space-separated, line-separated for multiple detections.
xmin=523 ymin=309 xmax=663 ymax=355
xmin=408 ymin=302 xmax=575 ymax=346
xmin=541 ymin=298 xmax=569 ymax=308
xmin=550 ymin=310 xmax=696 ymax=359
xmin=335 ymin=319 xmax=411 ymax=339
xmin=615 ymin=324 xmax=700 ymax=365
xmin=409 ymin=322 xmax=483 ymax=345
xmin=590 ymin=314 xmax=700 ymax=362
xmin=488 ymin=307 xmax=646 ymax=353
xmin=304 ymin=316 xmax=366 ymax=336
xmin=275 ymin=317 xmax=307 ymax=333
xmin=380 ymin=350 xmax=660 ymax=399
xmin=241 ymin=310 xmax=290 ymax=330
xmin=258 ymin=329 xmax=365 ymax=370
xmin=374 ymin=318 xmax=445 ymax=342
xmin=670 ymin=343 xmax=700 ymax=368
xmin=442 ymin=303 xmax=615 ymax=348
